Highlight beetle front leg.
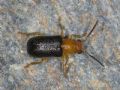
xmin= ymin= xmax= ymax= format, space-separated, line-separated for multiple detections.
xmin=61 ymin=55 xmax=70 ymax=77
xmin=57 ymin=16 xmax=66 ymax=38
xmin=68 ymin=33 xmax=87 ymax=40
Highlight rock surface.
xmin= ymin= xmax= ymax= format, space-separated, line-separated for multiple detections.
xmin=0 ymin=0 xmax=120 ymax=90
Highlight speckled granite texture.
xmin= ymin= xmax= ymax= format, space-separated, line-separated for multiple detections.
xmin=0 ymin=0 xmax=120 ymax=90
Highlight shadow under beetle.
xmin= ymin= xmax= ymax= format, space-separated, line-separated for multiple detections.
xmin=18 ymin=17 xmax=104 ymax=77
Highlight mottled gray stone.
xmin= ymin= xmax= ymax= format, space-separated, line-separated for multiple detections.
xmin=0 ymin=0 xmax=120 ymax=90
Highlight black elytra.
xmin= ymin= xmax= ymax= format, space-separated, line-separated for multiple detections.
xmin=27 ymin=36 xmax=63 ymax=57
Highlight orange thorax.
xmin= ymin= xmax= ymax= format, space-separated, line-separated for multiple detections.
xmin=62 ymin=39 xmax=83 ymax=55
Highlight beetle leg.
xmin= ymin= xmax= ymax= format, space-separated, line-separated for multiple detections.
xmin=57 ymin=16 xmax=65 ymax=38
xmin=24 ymin=58 xmax=48 ymax=68
xmin=61 ymin=55 xmax=70 ymax=77
xmin=17 ymin=32 xmax=44 ymax=37
xmin=68 ymin=33 xmax=87 ymax=40
xmin=60 ymin=29 xmax=64 ymax=37
xmin=17 ymin=32 xmax=45 ymax=42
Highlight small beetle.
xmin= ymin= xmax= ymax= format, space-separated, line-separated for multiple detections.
xmin=18 ymin=19 xmax=104 ymax=77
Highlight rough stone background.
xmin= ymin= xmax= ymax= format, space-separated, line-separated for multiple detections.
xmin=0 ymin=0 xmax=120 ymax=90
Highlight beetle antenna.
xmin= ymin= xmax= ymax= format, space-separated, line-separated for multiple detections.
xmin=85 ymin=20 xmax=98 ymax=40
xmin=85 ymin=51 xmax=104 ymax=67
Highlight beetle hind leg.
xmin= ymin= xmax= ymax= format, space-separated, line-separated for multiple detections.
xmin=24 ymin=58 xmax=48 ymax=68
xmin=16 ymin=32 xmax=45 ymax=44
xmin=17 ymin=32 xmax=44 ymax=37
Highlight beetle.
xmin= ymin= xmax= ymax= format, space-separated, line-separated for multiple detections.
xmin=18 ymin=18 xmax=104 ymax=77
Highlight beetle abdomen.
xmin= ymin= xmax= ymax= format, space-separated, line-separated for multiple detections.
xmin=27 ymin=36 xmax=62 ymax=57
